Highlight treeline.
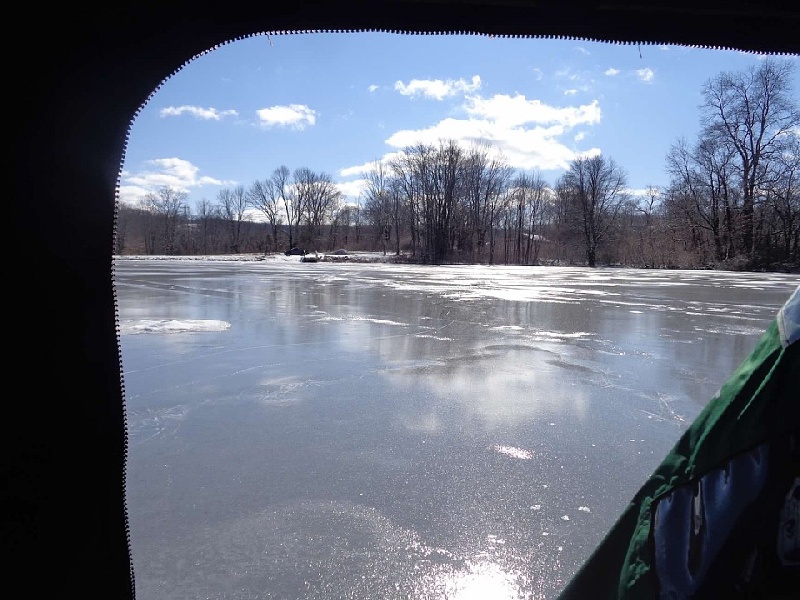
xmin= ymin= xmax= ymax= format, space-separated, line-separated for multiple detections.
xmin=115 ymin=59 xmax=800 ymax=271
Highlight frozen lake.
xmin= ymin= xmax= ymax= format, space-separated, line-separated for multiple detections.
xmin=116 ymin=258 xmax=798 ymax=599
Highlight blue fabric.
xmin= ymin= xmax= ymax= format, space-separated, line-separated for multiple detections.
xmin=653 ymin=442 xmax=770 ymax=598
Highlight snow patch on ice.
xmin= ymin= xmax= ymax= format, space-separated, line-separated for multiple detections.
xmin=312 ymin=315 xmax=408 ymax=326
xmin=415 ymin=334 xmax=454 ymax=341
xmin=119 ymin=319 xmax=230 ymax=335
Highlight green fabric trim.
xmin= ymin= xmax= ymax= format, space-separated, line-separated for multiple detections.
xmin=617 ymin=319 xmax=797 ymax=598
xmin=559 ymin=318 xmax=800 ymax=599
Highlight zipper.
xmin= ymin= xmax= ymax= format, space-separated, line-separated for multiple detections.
xmin=112 ymin=255 xmax=136 ymax=596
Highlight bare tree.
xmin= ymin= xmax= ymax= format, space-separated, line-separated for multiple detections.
xmin=351 ymin=202 xmax=363 ymax=247
xmin=399 ymin=140 xmax=464 ymax=263
xmin=460 ymin=143 xmax=513 ymax=263
xmin=272 ymin=165 xmax=301 ymax=250
xmin=328 ymin=202 xmax=350 ymax=250
xmin=558 ymin=155 xmax=628 ymax=267
xmin=510 ymin=171 xmax=548 ymax=264
xmin=362 ymin=161 xmax=395 ymax=255
xmin=666 ymin=136 xmax=739 ymax=262
xmin=217 ymin=185 xmax=250 ymax=253
xmin=194 ymin=197 xmax=223 ymax=255
xmin=332 ymin=204 xmax=359 ymax=248
xmin=761 ymin=132 xmax=800 ymax=262
xmin=701 ymin=58 xmax=800 ymax=257
xmin=635 ymin=185 xmax=664 ymax=267
xmin=247 ymin=179 xmax=284 ymax=254
xmin=388 ymin=140 xmax=512 ymax=264
xmin=389 ymin=150 xmax=423 ymax=258
xmin=293 ymin=167 xmax=341 ymax=249
xmin=551 ymin=178 xmax=583 ymax=265
xmin=114 ymin=205 xmax=129 ymax=254
xmin=144 ymin=185 xmax=188 ymax=255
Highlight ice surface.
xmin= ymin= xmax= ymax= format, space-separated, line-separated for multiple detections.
xmin=116 ymin=258 xmax=798 ymax=600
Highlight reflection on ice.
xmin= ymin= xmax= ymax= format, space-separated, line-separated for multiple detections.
xmin=493 ymin=445 xmax=534 ymax=460
xmin=311 ymin=314 xmax=409 ymax=326
xmin=385 ymin=351 xmax=594 ymax=426
xmin=417 ymin=558 xmax=528 ymax=600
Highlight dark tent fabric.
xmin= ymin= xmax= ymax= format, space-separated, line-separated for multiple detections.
xmin=8 ymin=2 xmax=800 ymax=598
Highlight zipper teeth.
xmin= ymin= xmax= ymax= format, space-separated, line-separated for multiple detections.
xmin=114 ymin=26 xmax=796 ymax=595
xmin=111 ymin=216 xmax=136 ymax=594
xmin=262 ymin=29 xmax=797 ymax=54
xmin=114 ymin=91 xmax=138 ymax=593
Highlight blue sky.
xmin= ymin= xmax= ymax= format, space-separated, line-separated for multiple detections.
xmin=119 ymin=32 xmax=798 ymax=211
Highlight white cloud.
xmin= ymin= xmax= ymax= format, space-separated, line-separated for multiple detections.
xmin=564 ymin=89 xmax=578 ymax=96
xmin=626 ymin=187 xmax=660 ymax=198
xmin=339 ymin=151 xmax=406 ymax=178
xmin=636 ymin=67 xmax=655 ymax=83
xmin=368 ymin=84 xmax=379 ymax=92
xmin=575 ymin=46 xmax=590 ymax=55
xmin=339 ymin=93 xmax=603 ymax=181
xmin=463 ymin=94 xmax=601 ymax=129
xmin=118 ymin=157 xmax=233 ymax=206
xmin=604 ymin=68 xmax=620 ymax=76
xmin=531 ymin=68 xmax=543 ymax=81
xmin=577 ymin=147 xmax=602 ymax=160
xmin=256 ymin=104 xmax=316 ymax=129
xmin=160 ymin=105 xmax=238 ymax=120
xmin=244 ymin=208 xmax=267 ymax=223
xmin=117 ymin=184 xmax=153 ymax=206
xmin=394 ymin=75 xmax=482 ymax=100
xmin=335 ymin=179 xmax=368 ymax=201
xmin=339 ymin=163 xmax=370 ymax=178
xmin=383 ymin=94 xmax=602 ymax=171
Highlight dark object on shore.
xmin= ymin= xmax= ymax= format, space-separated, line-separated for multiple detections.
xmin=285 ymin=247 xmax=305 ymax=256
